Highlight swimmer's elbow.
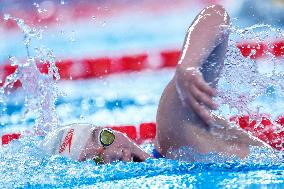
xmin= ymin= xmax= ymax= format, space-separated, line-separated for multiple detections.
xmin=201 ymin=4 xmax=230 ymax=25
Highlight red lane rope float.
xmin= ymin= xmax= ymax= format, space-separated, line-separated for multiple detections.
xmin=1 ymin=133 xmax=21 ymax=145
xmin=0 ymin=53 xmax=150 ymax=87
xmin=237 ymin=40 xmax=284 ymax=59
xmin=3 ymin=115 xmax=284 ymax=151
xmin=0 ymin=40 xmax=283 ymax=87
xmin=0 ymin=4 xmax=119 ymax=30
xmin=230 ymin=115 xmax=284 ymax=150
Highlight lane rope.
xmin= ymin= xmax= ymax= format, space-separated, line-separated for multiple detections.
xmin=0 ymin=41 xmax=283 ymax=87
xmin=2 ymin=114 xmax=284 ymax=151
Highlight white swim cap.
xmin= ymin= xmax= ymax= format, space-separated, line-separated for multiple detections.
xmin=40 ymin=123 xmax=95 ymax=160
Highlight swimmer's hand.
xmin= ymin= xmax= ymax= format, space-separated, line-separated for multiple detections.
xmin=174 ymin=5 xmax=230 ymax=126
xmin=175 ymin=66 xmax=217 ymax=126
xmin=81 ymin=129 xmax=151 ymax=164
xmin=102 ymin=131 xmax=151 ymax=163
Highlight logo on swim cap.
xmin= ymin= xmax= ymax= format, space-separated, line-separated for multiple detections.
xmin=59 ymin=129 xmax=74 ymax=154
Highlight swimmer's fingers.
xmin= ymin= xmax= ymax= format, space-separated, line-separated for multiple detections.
xmin=122 ymin=149 xmax=132 ymax=162
xmin=102 ymin=153 xmax=112 ymax=164
xmin=130 ymin=144 xmax=151 ymax=162
xmin=103 ymin=148 xmax=125 ymax=164
xmin=190 ymin=85 xmax=218 ymax=110
xmin=195 ymin=75 xmax=216 ymax=97
xmin=186 ymin=92 xmax=214 ymax=126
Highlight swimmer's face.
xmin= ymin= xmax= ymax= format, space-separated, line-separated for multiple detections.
xmin=78 ymin=129 xmax=150 ymax=163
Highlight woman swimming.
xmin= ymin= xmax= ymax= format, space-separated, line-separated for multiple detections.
xmin=40 ymin=4 xmax=271 ymax=164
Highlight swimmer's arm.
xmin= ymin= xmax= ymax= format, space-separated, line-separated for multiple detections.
xmin=211 ymin=114 xmax=271 ymax=148
xmin=178 ymin=5 xmax=230 ymax=69
xmin=174 ymin=5 xmax=230 ymax=126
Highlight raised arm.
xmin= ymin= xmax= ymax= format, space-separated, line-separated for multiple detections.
xmin=175 ymin=4 xmax=230 ymax=126
xmin=156 ymin=5 xmax=269 ymax=159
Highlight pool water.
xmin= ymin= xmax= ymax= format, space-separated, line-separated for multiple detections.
xmin=2 ymin=69 xmax=284 ymax=188
xmin=2 ymin=135 xmax=284 ymax=188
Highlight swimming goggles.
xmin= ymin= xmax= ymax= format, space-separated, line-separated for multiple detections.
xmin=99 ymin=128 xmax=116 ymax=147
xmin=93 ymin=128 xmax=115 ymax=164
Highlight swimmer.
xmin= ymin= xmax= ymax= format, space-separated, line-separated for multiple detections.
xmin=155 ymin=4 xmax=270 ymax=160
xmin=40 ymin=5 xmax=270 ymax=164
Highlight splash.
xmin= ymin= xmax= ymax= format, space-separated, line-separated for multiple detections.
xmin=215 ymin=24 xmax=284 ymax=118
xmin=2 ymin=139 xmax=284 ymax=188
xmin=0 ymin=14 xmax=60 ymax=135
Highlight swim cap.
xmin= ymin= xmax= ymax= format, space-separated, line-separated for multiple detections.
xmin=39 ymin=123 xmax=95 ymax=160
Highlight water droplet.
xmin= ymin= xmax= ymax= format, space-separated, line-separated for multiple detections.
xmin=251 ymin=49 xmax=257 ymax=55
xmin=3 ymin=14 xmax=10 ymax=21
xmin=96 ymin=97 xmax=105 ymax=107
xmin=33 ymin=2 xmax=39 ymax=8
xmin=69 ymin=30 xmax=76 ymax=42
xmin=104 ymin=7 xmax=109 ymax=11
xmin=102 ymin=21 xmax=106 ymax=27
